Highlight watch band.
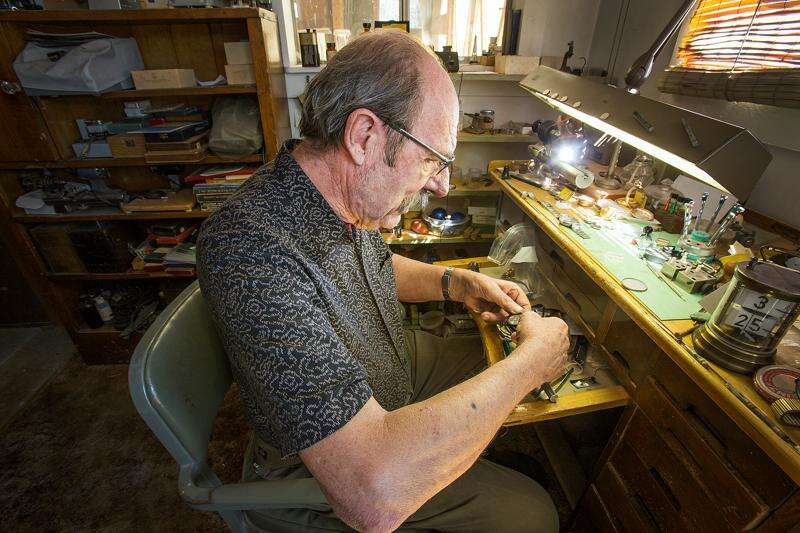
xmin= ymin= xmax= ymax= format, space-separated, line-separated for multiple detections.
xmin=441 ymin=266 xmax=455 ymax=301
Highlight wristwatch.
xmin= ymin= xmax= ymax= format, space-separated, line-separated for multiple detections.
xmin=441 ymin=266 xmax=455 ymax=301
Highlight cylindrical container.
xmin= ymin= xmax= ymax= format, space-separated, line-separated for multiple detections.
xmin=93 ymin=295 xmax=114 ymax=323
xmin=299 ymin=29 xmax=320 ymax=67
xmin=694 ymin=260 xmax=800 ymax=373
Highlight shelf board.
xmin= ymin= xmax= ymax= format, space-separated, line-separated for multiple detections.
xmin=0 ymin=153 xmax=263 ymax=170
xmin=99 ymin=85 xmax=256 ymax=100
xmin=47 ymin=270 xmax=195 ymax=281
xmin=13 ymin=207 xmax=210 ymax=223
xmin=449 ymin=72 xmax=525 ymax=82
xmin=457 ymin=132 xmax=536 ymax=143
xmin=383 ymin=229 xmax=495 ymax=246
xmin=0 ymin=7 xmax=271 ymax=24
xmin=448 ymin=182 xmax=502 ymax=196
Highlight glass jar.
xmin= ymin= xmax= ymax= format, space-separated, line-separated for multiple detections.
xmin=619 ymin=154 xmax=656 ymax=189
xmin=644 ymin=178 xmax=680 ymax=211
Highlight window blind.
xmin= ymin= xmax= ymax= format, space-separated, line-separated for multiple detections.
xmin=659 ymin=0 xmax=800 ymax=108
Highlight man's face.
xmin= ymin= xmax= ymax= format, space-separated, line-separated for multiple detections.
xmin=354 ymin=72 xmax=459 ymax=230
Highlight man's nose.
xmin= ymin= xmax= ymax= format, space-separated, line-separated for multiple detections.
xmin=426 ymin=168 xmax=450 ymax=198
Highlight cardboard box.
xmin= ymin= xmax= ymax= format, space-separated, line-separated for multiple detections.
xmin=495 ymin=55 xmax=541 ymax=75
xmin=108 ymin=133 xmax=146 ymax=158
xmin=225 ymin=64 xmax=255 ymax=85
xmin=131 ymin=69 xmax=196 ymax=90
xmin=224 ymin=41 xmax=253 ymax=65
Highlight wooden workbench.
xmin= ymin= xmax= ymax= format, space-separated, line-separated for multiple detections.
xmin=466 ymin=161 xmax=800 ymax=530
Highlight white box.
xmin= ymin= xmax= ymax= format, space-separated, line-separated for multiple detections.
xmin=224 ymin=42 xmax=253 ymax=65
xmin=495 ymin=55 xmax=541 ymax=75
xmin=467 ymin=206 xmax=497 ymax=217
xmin=131 ymin=69 xmax=196 ymax=90
xmin=225 ymin=64 xmax=255 ymax=85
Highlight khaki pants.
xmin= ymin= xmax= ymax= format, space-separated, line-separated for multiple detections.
xmin=242 ymin=330 xmax=559 ymax=532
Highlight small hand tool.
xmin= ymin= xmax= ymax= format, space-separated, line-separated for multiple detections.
xmin=694 ymin=192 xmax=708 ymax=231
xmin=680 ymin=200 xmax=694 ymax=241
xmin=706 ymin=194 xmax=728 ymax=232
xmin=533 ymin=367 xmax=575 ymax=403
xmin=708 ymin=203 xmax=744 ymax=245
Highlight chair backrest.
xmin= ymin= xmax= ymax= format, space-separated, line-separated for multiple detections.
xmin=129 ymin=281 xmax=231 ymax=493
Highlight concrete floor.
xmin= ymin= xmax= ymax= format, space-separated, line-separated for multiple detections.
xmin=0 ymin=327 xmax=569 ymax=531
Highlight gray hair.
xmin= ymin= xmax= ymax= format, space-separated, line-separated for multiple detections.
xmin=299 ymin=30 xmax=441 ymax=165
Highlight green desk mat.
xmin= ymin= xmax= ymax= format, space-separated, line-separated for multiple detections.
xmin=552 ymin=219 xmax=702 ymax=321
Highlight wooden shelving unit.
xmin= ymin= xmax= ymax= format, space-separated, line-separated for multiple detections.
xmin=100 ymin=85 xmax=257 ymax=100
xmin=457 ymin=132 xmax=537 ymax=143
xmin=0 ymin=8 xmax=286 ymax=363
xmin=449 ymin=72 xmax=526 ymax=82
xmin=383 ymin=230 xmax=495 ymax=246
xmin=0 ymin=154 xmax=263 ymax=170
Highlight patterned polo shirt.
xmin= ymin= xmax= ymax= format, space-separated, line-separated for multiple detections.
xmin=197 ymin=140 xmax=412 ymax=457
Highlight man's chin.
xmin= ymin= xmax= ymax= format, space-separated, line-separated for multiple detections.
xmin=379 ymin=213 xmax=402 ymax=229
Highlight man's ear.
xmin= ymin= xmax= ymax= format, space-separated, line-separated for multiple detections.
xmin=342 ymin=108 xmax=382 ymax=166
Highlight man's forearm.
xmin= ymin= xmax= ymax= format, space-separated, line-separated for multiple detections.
xmin=392 ymin=253 xmax=447 ymax=302
xmin=340 ymin=340 xmax=548 ymax=529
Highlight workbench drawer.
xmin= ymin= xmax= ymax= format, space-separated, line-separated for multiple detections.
xmin=532 ymin=225 xmax=609 ymax=304
xmin=600 ymin=307 xmax=658 ymax=390
xmin=609 ymin=410 xmax=722 ymax=531
xmin=594 ymin=460 xmax=662 ymax=532
xmin=533 ymin=233 xmax=606 ymax=335
xmin=574 ymin=484 xmax=619 ymax=533
xmin=648 ymin=355 xmax=795 ymax=509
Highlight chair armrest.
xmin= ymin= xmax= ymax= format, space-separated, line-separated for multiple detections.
xmin=191 ymin=478 xmax=328 ymax=512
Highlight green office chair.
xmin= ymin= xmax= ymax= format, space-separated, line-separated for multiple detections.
xmin=129 ymin=281 xmax=326 ymax=532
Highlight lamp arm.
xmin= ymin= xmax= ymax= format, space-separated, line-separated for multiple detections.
xmin=624 ymin=0 xmax=699 ymax=91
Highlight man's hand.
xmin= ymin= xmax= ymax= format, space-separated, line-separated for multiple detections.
xmin=514 ymin=310 xmax=570 ymax=383
xmin=451 ymin=270 xmax=530 ymax=323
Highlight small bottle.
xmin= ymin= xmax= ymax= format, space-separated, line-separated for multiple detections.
xmin=637 ymin=225 xmax=654 ymax=258
xmin=325 ymin=34 xmax=337 ymax=62
xmin=93 ymin=295 xmax=114 ymax=323
xmin=362 ymin=21 xmax=371 ymax=33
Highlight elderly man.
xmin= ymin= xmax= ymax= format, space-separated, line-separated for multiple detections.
xmin=198 ymin=30 xmax=569 ymax=532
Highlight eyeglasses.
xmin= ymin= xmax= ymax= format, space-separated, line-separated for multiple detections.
xmin=386 ymin=124 xmax=454 ymax=176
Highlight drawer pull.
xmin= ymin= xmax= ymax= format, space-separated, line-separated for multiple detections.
xmin=563 ymin=292 xmax=581 ymax=312
xmin=548 ymin=249 xmax=565 ymax=269
xmin=610 ymin=350 xmax=631 ymax=371
xmin=631 ymin=494 xmax=660 ymax=532
xmin=649 ymin=467 xmax=680 ymax=511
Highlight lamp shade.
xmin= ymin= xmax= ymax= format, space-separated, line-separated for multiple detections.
xmin=519 ymin=66 xmax=772 ymax=201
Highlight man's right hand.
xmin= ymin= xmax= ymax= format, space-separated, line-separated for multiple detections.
xmin=513 ymin=310 xmax=570 ymax=383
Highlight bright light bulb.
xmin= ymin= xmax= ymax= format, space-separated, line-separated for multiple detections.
xmin=556 ymin=145 xmax=576 ymax=162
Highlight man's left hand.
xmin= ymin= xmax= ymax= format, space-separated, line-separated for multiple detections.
xmin=450 ymin=270 xmax=531 ymax=323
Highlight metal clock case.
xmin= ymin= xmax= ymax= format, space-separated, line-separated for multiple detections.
xmin=693 ymin=260 xmax=800 ymax=374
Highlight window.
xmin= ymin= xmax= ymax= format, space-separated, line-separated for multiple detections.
xmin=660 ymin=0 xmax=800 ymax=108
xmin=409 ymin=0 xmax=506 ymax=58
xmin=289 ymin=0 xmax=506 ymax=65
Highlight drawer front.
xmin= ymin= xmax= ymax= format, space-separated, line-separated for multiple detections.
xmin=638 ymin=376 xmax=768 ymax=529
xmin=595 ymin=460 xmax=664 ymax=532
xmin=533 ymin=224 xmax=610 ymax=307
xmin=601 ymin=307 xmax=659 ymax=389
xmin=600 ymin=434 xmax=687 ymax=531
xmin=617 ymin=410 xmax=731 ymax=532
xmin=576 ymin=483 xmax=620 ymax=533
xmin=649 ymin=355 xmax=795 ymax=509
xmin=535 ymin=240 xmax=605 ymax=335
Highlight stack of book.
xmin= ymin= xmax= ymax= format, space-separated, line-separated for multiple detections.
xmin=140 ymin=121 xmax=210 ymax=163
xmin=188 ymin=165 xmax=256 ymax=211
xmin=163 ymin=243 xmax=196 ymax=275
xmin=131 ymin=222 xmax=199 ymax=275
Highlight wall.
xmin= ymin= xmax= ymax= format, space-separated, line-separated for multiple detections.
xmin=588 ymin=0 xmax=800 ymax=228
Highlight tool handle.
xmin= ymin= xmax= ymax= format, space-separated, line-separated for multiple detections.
xmin=694 ymin=192 xmax=709 ymax=231
xmin=706 ymin=194 xmax=728 ymax=232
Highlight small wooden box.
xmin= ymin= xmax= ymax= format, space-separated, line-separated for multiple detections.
xmin=225 ymin=64 xmax=255 ymax=85
xmin=108 ymin=133 xmax=146 ymax=158
xmin=224 ymin=41 xmax=252 ymax=65
xmin=495 ymin=55 xmax=541 ymax=75
xmin=131 ymin=69 xmax=196 ymax=90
